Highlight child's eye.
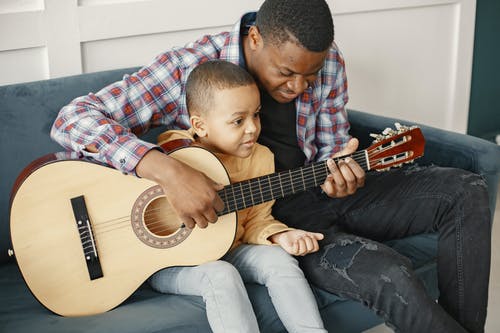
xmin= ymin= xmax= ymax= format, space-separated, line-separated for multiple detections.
xmin=253 ymin=112 xmax=260 ymax=118
xmin=232 ymin=118 xmax=243 ymax=126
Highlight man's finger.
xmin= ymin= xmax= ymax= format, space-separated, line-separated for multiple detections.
xmin=180 ymin=216 xmax=196 ymax=229
xmin=338 ymin=159 xmax=356 ymax=194
xmin=193 ymin=214 xmax=209 ymax=229
xmin=212 ymin=190 xmax=225 ymax=212
xmin=203 ymin=209 xmax=219 ymax=224
xmin=333 ymin=138 xmax=359 ymax=158
xmin=345 ymin=157 xmax=365 ymax=187
xmin=327 ymin=159 xmax=347 ymax=191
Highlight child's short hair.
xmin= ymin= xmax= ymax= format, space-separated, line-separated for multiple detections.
xmin=185 ymin=60 xmax=256 ymax=115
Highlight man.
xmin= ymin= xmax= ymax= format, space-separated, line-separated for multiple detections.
xmin=51 ymin=0 xmax=491 ymax=332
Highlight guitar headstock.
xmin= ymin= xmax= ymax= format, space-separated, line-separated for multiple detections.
xmin=367 ymin=123 xmax=425 ymax=171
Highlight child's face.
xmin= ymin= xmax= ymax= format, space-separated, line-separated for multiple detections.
xmin=198 ymin=84 xmax=261 ymax=158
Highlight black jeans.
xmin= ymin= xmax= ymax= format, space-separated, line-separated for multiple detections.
xmin=272 ymin=165 xmax=491 ymax=333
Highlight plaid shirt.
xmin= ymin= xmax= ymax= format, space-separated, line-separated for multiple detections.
xmin=51 ymin=12 xmax=350 ymax=175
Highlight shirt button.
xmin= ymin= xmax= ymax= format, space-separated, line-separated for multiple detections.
xmin=119 ymin=158 xmax=126 ymax=165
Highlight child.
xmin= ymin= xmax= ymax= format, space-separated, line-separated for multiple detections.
xmin=149 ymin=60 xmax=326 ymax=333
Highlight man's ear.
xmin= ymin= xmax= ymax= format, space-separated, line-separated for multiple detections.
xmin=190 ymin=115 xmax=207 ymax=137
xmin=247 ymin=26 xmax=264 ymax=51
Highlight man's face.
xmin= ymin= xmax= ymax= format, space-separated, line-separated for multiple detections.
xmin=245 ymin=28 xmax=328 ymax=103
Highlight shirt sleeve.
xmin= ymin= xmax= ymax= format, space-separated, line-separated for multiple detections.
xmin=50 ymin=50 xmax=189 ymax=175
xmin=240 ymin=146 xmax=293 ymax=245
xmin=241 ymin=202 xmax=293 ymax=245
xmin=314 ymin=44 xmax=351 ymax=161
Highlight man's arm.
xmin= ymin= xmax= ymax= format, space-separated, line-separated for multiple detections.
xmin=315 ymin=45 xmax=365 ymax=197
xmin=50 ymin=51 xmax=225 ymax=228
xmin=50 ymin=53 xmax=185 ymax=174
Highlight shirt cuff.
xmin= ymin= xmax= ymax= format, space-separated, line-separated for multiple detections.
xmin=259 ymin=224 xmax=294 ymax=245
xmin=85 ymin=136 xmax=160 ymax=176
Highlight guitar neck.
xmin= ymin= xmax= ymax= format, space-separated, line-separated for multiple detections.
xmin=217 ymin=149 xmax=369 ymax=215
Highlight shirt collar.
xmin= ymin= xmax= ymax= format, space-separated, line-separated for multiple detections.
xmin=219 ymin=12 xmax=256 ymax=68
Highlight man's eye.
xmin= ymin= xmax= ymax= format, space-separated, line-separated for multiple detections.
xmin=308 ymin=72 xmax=319 ymax=80
xmin=279 ymin=71 xmax=293 ymax=77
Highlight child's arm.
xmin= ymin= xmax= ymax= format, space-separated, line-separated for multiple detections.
xmin=270 ymin=230 xmax=324 ymax=256
xmin=241 ymin=200 xmax=324 ymax=256
xmin=241 ymin=144 xmax=323 ymax=254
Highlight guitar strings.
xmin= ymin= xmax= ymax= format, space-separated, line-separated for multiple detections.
xmin=130 ymin=147 xmax=386 ymax=222
xmin=93 ymin=154 xmax=383 ymax=235
xmin=92 ymin=135 xmax=412 ymax=237
xmin=92 ymin=159 xmax=375 ymax=236
xmin=88 ymin=151 xmax=398 ymax=238
xmin=218 ymin=150 xmax=373 ymax=211
xmin=81 ymin=138 xmax=415 ymax=254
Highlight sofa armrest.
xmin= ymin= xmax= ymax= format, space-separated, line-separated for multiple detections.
xmin=347 ymin=109 xmax=500 ymax=214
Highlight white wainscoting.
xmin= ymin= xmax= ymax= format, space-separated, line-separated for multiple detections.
xmin=0 ymin=0 xmax=476 ymax=132
xmin=332 ymin=0 xmax=476 ymax=132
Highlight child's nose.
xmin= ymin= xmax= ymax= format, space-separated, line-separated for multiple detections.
xmin=245 ymin=121 xmax=257 ymax=133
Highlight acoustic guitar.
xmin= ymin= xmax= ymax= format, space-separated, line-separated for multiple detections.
xmin=9 ymin=124 xmax=424 ymax=317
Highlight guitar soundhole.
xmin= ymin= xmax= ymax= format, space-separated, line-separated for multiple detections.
xmin=144 ymin=197 xmax=179 ymax=236
xmin=131 ymin=185 xmax=191 ymax=249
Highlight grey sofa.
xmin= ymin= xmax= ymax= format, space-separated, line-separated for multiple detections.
xmin=0 ymin=67 xmax=499 ymax=333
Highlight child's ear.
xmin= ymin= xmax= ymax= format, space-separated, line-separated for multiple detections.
xmin=190 ymin=115 xmax=207 ymax=137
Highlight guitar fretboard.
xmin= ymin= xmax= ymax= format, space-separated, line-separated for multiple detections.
xmin=217 ymin=150 xmax=369 ymax=215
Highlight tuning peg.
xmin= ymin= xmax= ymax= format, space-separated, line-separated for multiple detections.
xmin=370 ymin=123 xmax=419 ymax=143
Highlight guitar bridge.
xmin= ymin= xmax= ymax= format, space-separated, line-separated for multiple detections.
xmin=70 ymin=195 xmax=103 ymax=280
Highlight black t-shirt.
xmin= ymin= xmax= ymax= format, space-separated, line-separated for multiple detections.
xmin=258 ymin=91 xmax=306 ymax=172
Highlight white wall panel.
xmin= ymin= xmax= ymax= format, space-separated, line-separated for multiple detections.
xmin=336 ymin=4 xmax=457 ymax=130
xmin=331 ymin=0 xmax=475 ymax=132
xmin=0 ymin=0 xmax=43 ymax=14
xmin=77 ymin=0 xmax=263 ymax=42
xmin=81 ymin=26 xmax=230 ymax=72
xmin=0 ymin=0 xmax=476 ymax=132
xmin=0 ymin=47 xmax=48 ymax=85
xmin=0 ymin=11 xmax=44 ymax=51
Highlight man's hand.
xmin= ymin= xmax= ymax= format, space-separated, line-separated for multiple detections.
xmin=270 ymin=230 xmax=324 ymax=256
xmin=136 ymin=149 xmax=224 ymax=229
xmin=320 ymin=138 xmax=365 ymax=198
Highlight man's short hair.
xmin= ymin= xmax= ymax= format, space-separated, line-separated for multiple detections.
xmin=186 ymin=60 xmax=256 ymax=115
xmin=256 ymin=0 xmax=334 ymax=52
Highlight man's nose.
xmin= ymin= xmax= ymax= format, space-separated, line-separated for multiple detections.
xmin=287 ymin=75 xmax=308 ymax=94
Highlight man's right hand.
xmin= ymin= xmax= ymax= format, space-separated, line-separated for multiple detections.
xmin=136 ymin=149 xmax=225 ymax=229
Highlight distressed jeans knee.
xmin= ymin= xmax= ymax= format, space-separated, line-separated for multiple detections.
xmin=319 ymin=236 xmax=381 ymax=287
xmin=314 ymin=233 xmax=412 ymax=292
xmin=300 ymin=232 xmax=467 ymax=333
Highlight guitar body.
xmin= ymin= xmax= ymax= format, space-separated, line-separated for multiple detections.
xmin=10 ymin=147 xmax=236 ymax=317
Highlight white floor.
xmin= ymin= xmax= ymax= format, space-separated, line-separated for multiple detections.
xmin=364 ymin=184 xmax=500 ymax=333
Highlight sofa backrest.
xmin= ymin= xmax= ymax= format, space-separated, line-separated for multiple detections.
xmin=0 ymin=67 xmax=170 ymax=263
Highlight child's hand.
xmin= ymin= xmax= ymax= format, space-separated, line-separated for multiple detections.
xmin=270 ymin=230 xmax=324 ymax=256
